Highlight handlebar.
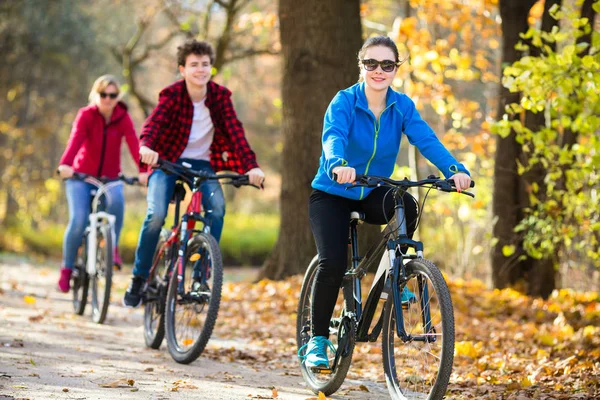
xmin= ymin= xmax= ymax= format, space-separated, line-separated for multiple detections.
xmin=155 ymin=159 xmax=261 ymax=189
xmin=57 ymin=170 xmax=140 ymax=186
xmin=333 ymin=173 xmax=475 ymax=198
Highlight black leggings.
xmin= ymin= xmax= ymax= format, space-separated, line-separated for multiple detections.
xmin=308 ymin=187 xmax=418 ymax=338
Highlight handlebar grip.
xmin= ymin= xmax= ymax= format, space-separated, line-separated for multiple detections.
xmin=448 ymin=179 xmax=475 ymax=188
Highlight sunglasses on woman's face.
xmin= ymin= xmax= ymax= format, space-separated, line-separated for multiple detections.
xmin=361 ymin=59 xmax=398 ymax=73
xmin=100 ymin=92 xmax=118 ymax=99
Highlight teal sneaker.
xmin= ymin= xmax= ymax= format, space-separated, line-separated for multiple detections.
xmin=298 ymin=336 xmax=335 ymax=369
xmin=401 ymin=286 xmax=417 ymax=303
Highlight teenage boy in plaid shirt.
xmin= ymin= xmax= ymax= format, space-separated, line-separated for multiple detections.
xmin=124 ymin=39 xmax=265 ymax=307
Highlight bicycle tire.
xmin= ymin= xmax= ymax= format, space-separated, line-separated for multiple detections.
xmin=165 ymin=232 xmax=223 ymax=364
xmin=91 ymin=224 xmax=113 ymax=324
xmin=144 ymin=229 xmax=170 ymax=349
xmin=72 ymin=239 xmax=89 ymax=315
xmin=382 ymin=258 xmax=454 ymax=400
xmin=296 ymin=255 xmax=355 ymax=396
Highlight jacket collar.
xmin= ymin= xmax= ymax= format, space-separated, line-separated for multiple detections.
xmin=355 ymin=82 xmax=396 ymax=112
xmin=92 ymin=101 xmax=127 ymax=124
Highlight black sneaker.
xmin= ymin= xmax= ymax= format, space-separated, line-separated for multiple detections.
xmin=123 ymin=276 xmax=146 ymax=308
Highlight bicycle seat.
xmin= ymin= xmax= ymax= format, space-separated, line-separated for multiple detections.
xmin=350 ymin=211 xmax=365 ymax=222
xmin=170 ymin=182 xmax=187 ymax=204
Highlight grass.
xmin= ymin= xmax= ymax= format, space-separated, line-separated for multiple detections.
xmin=0 ymin=212 xmax=279 ymax=267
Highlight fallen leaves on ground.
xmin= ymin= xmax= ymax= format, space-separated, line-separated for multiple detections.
xmin=98 ymin=378 xmax=135 ymax=388
xmin=213 ymin=275 xmax=600 ymax=399
xmin=170 ymin=380 xmax=198 ymax=391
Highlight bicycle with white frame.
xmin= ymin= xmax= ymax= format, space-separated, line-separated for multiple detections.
xmin=67 ymin=172 xmax=139 ymax=324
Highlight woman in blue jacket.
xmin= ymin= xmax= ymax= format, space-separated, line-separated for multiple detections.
xmin=304 ymin=36 xmax=472 ymax=369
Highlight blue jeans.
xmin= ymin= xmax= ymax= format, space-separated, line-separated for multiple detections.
xmin=62 ymin=179 xmax=124 ymax=269
xmin=133 ymin=159 xmax=225 ymax=279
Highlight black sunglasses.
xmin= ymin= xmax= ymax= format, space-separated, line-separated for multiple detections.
xmin=100 ymin=92 xmax=118 ymax=99
xmin=361 ymin=59 xmax=398 ymax=73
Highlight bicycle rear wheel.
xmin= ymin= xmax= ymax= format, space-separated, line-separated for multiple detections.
xmin=90 ymin=224 xmax=113 ymax=324
xmin=296 ymin=255 xmax=355 ymax=396
xmin=165 ymin=232 xmax=223 ymax=364
xmin=382 ymin=258 xmax=454 ymax=400
xmin=72 ymin=237 xmax=89 ymax=315
xmin=144 ymin=229 xmax=170 ymax=349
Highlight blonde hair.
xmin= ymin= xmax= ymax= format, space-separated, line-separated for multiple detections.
xmin=88 ymin=75 xmax=121 ymax=104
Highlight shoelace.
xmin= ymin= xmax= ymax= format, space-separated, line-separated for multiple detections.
xmin=297 ymin=337 xmax=336 ymax=361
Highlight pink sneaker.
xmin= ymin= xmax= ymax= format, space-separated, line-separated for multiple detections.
xmin=113 ymin=248 xmax=122 ymax=270
xmin=58 ymin=267 xmax=72 ymax=293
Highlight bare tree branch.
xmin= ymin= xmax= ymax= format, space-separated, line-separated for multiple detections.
xmin=223 ymin=48 xmax=279 ymax=64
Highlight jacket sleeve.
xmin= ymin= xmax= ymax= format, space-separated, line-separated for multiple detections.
xmin=401 ymin=98 xmax=470 ymax=178
xmin=140 ymin=88 xmax=175 ymax=151
xmin=123 ymin=113 xmax=145 ymax=173
xmin=219 ymin=91 xmax=259 ymax=172
xmin=59 ymin=108 xmax=89 ymax=166
xmin=322 ymin=92 xmax=352 ymax=180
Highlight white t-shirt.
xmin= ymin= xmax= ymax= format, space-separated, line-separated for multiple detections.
xmin=180 ymin=98 xmax=215 ymax=160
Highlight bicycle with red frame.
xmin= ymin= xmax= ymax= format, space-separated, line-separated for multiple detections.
xmin=143 ymin=158 xmax=258 ymax=364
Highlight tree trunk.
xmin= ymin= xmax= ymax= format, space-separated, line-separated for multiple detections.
xmin=259 ymin=0 xmax=362 ymax=280
xmin=520 ymin=0 xmax=561 ymax=298
xmin=491 ymin=0 xmax=537 ymax=289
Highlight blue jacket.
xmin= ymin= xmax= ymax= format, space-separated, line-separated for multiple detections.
xmin=311 ymin=82 xmax=470 ymax=200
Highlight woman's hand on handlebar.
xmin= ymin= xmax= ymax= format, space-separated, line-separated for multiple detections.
xmin=140 ymin=146 xmax=159 ymax=166
xmin=448 ymin=172 xmax=471 ymax=193
xmin=57 ymin=164 xmax=74 ymax=179
xmin=332 ymin=166 xmax=356 ymax=184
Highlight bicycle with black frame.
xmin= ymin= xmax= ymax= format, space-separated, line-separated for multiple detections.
xmin=143 ymin=158 xmax=259 ymax=364
xmin=297 ymin=174 xmax=475 ymax=400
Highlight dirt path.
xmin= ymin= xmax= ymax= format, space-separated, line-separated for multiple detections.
xmin=0 ymin=258 xmax=389 ymax=400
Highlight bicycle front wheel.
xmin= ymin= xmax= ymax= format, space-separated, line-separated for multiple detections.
xmin=296 ymin=255 xmax=355 ymax=396
xmin=144 ymin=229 xmax=171 ymax=349
xmin=90 ymin=224 xmax=113 ymax=324
xmin=165 ymin=232 xmax=223 ymax=364
xmin=382 ymin=258 xmax=454 ymax=400
xmin=72 ymin=239 xmax=89 ymax=315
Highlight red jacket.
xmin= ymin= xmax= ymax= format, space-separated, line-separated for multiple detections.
xmin=59 ymin=102 xmax=142 ymax=178
xmin=140 ymin=80 xmax=259 ymax=174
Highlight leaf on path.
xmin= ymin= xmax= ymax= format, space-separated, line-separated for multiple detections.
xmin=3 ymin=339 xmax=24 ymax=347
xmin=62 ymin=388 xmax=69 ymax=392
xmin=144 ymin=367 xmax=154 ymax=372
xmin=171 ymin=380 xmax=198 ymax=390
xmin=305 ymin=392 xmax=330 ymax=400
xmin=29 ymin=358 xmax=36 ymax=366
xmin=12 ymin=384 xmax=27 ymax=388
xmin=271 ymin=387 xmax=278 ymax=398
xmin=23 ymin=295 xmax=36 ymax=304
xmin=99 ymin=378 xmax=135 ymax=388
xmin=28 ymin=314 xmax=44 ymax=322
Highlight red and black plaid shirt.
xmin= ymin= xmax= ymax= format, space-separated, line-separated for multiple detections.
xmin=140 ymin=80 xmax=259 ymax=174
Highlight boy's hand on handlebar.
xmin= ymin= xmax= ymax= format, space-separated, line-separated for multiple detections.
xmin=57 ymin=165 xmax=74 ymax=179
xmin=332 ymin=166 xmax=356 ymax=184
xmin=138 ymin=172 xmax=149 ymax=186
xmin=246 ymin=167 xmax=265 ymax=188
xmin=140 ymin=146 xmax=159 ymax=166
xmin=449 ymin=172 xmax=471 ymax=193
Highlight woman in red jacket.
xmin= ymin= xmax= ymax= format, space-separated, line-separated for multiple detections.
xmin=56 ymin=75 xmax=148 ymax=293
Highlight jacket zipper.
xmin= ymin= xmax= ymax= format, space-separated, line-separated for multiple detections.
xmin=97 ymin=123 xmax=108 ymax=178
xmin=360 ymin=103 xmax=394 ymax=200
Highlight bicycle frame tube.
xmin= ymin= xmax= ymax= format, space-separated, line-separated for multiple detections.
xmin=84 ymin=179 xmax=121 ymax=276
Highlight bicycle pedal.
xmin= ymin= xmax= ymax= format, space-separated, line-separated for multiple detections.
xmin=310 ymin=367 xmax=333 ymax=374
